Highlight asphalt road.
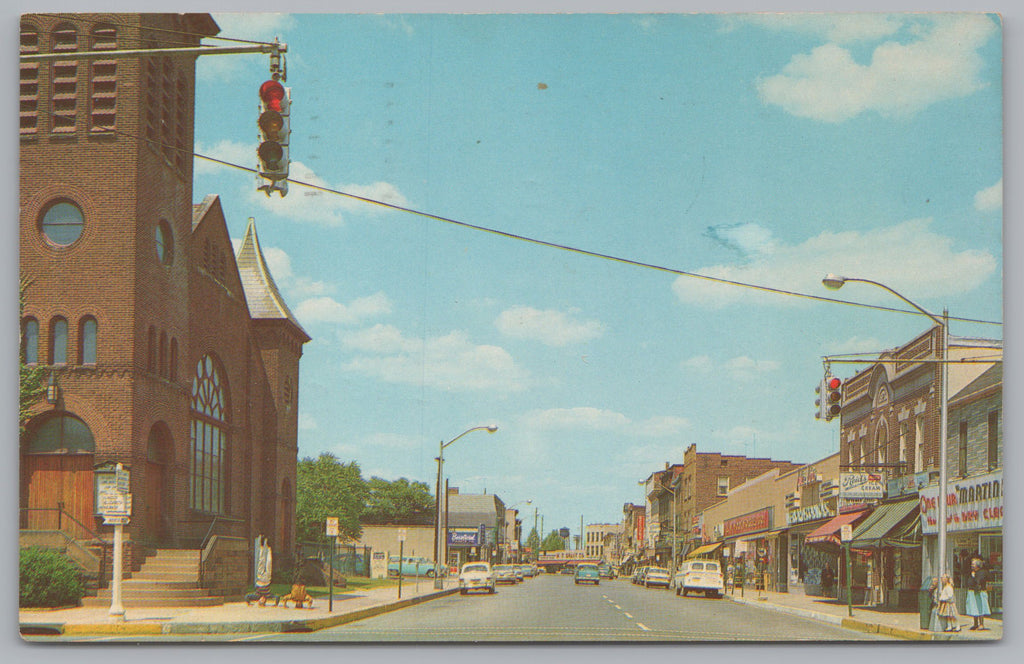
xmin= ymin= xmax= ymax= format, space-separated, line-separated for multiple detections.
xmin=245 ymin=574 xmax=891 ymax=643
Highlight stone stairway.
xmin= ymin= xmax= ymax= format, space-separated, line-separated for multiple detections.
xmin=82 ymin=549 xmax=225 ymax=608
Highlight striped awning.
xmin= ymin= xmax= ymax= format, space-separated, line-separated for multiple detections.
xmin=804 ymin=510 xmax=868 ymax=547
xmin=686 ymin=542 xmax=723 ymax=559
xmin=850 ymin=498 xmax=921 ymax=549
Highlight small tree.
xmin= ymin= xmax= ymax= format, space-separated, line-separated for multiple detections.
xmin=20 ymin=547 xmax=85 ymax=608
xmin=525 ymin=527 xmax=541 ymax=555
xmin=295 ymin=453 xmax=368 ymax=543
xmin=541 ymin=530 xmax=566 ymax=551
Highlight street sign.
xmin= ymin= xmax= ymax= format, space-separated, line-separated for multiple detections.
xmin=102 ymin=515 xmax=130 ymax=526
xmin=97 ymin=489 xmax=131 ymax=517
xmin=326 ymin=517 xmax=339 ymax=537
xmin=115 ymin=464 xmax=130 ymax=493
xmin=397 ymin=528 xmax=407 ymax=542
xmin=840 ymin=524 xmax=853 ymax=542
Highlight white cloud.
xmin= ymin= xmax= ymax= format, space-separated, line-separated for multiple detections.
xmin=681 ymin=355 xmax=713 ymax=373
xmin=522 ymin=407 xmax=689 ymax=437
xmin=495 ymin=306 xmax=606 ymax=347
xmin=341 ymin=327 xmax=529 ymax=393
xmin=725 ymin=356 xmax=782 ymax=379
xmin=672 ymin=218 xmax=997 ymax=308
xmin=725 ymin=14 xmax=904 ymax=44
xmin=826 ymin=336 xmax=888 ymax=356
xmin=975 ymin=179 xmax=1003 ymax=212
xmin=757 ymin=14 xmax=998 ymax=122
xmin=195 ymin=140 xmax=410 ymax=226
xmin=704 ymin=223 xmax=776 ymax=257
xmin=295 ymin=293 xmax=393 ymax=326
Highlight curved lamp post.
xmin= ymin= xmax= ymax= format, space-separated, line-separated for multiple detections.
xmin=434 ymin=425 xmax=498 ymax=589
xmin=822 ymin=274 xmax=949 ymax=581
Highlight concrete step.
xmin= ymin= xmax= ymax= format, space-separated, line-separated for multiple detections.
xmin=94 ymin=586 xmax=212 ymax=599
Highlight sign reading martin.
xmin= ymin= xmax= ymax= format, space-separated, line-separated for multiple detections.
xmin=919 ymin=470 xmax=1003 ymax=535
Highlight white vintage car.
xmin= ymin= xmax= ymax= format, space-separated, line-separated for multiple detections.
xmin=674 ymin=560 xmax=725 ymax=598
xmin=458 ymin=561 xmax=496 ymax=595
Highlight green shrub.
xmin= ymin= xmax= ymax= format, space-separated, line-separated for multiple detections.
xmin=19 ymin=546 xmax=85 ymax=608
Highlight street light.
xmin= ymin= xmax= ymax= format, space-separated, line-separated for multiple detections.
xmin=822 ymin=274 xmax=950 ymax=580
xmin=433 ymin=425 xmax=498 ymax=589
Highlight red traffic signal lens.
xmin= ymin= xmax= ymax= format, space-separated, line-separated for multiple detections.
xmin=827 ymin=377 xmax=841 ymax=390
xmin=259 ymin=80 xmax=286 ymax=112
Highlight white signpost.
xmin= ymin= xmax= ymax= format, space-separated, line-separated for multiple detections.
xmin=99 ymin=464 xmax=131 ymax=620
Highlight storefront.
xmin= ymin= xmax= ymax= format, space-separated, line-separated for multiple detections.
xmin=919 ymin=470 xmax=1003 ymax=616
xmin=719 ymin=508 xmax=780 ymax=591
xmin=804 ymin=509 xmax=869 ymax=601
xmin=785 ymin=502 xmax=837 ymax=596
xmin=848 ymin=496 xmax=922 ymax=609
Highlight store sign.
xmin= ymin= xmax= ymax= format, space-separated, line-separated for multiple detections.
xmin=723 ymin=508 xmax=772 ymax=538
xmin=887 ymin=471 xmax=932 ymax=499
xmin=840 ymin=472 xmax=886 ymax=500
xmin=448 ymin=527 xmax=480 ymax=546
xmin=919 ymin=470 xmax=1003 ymax=535
xmin=786 ymin=502 xmax=835 ymax=526
xmin=796 ymin=465 xmax=818 ymax=488
xmin=691 ymin=514 xmax=703 ymax=537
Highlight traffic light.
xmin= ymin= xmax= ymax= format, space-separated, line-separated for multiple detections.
xmin=815 ymin=378 xmax=826 ymax=420
xmin=257 ymin=79 xmax=290 ymax=197
xmin=824 ymin=375 xmax=843 ymax=421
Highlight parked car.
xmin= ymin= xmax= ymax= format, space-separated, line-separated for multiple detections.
xmin=574 ymin=563 xmax=601 ymax=585
xmin=632 ymin=566 xmax=648 ymax=584
xmin=642 ymin=566 xmax=671 ymax=588
xmin=387 ymin=555 xmax=436 ymax=577
xmin=598 ymin=563 xmax=616 ymax=579
xmin=560 ymin=565 xmax=576 ymax=575
xmin=518 ymin=564 xmax=535 ymax=578
xmin=512 ymin=565 xmax=525 ymax=582
xmin=492 ymin=564 xmax=518 ymax=584
xmin=458 ymin=562 xmax=496 ymax=595
xmin=674 ymin=560 xmax=725 ymax=598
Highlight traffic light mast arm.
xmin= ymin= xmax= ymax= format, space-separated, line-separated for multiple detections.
xmin=20 ymin=42 xmax=287 ymax=63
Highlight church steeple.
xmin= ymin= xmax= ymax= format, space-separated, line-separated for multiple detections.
xmin=235 ymin=217 xmax=310 ymax=344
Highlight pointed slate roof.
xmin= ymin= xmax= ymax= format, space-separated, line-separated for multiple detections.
xmin=236 ymin=218 xmax=311 ymax=343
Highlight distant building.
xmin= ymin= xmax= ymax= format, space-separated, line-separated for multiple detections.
xmin=583 ymin=523 xmax=621 ymax=562
xmin=443 ymin=489 xmax=506 ymax=567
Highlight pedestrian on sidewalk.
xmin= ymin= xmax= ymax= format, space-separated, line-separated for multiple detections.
xmin=821 ymin=563 xmax=836 ymax=599
xmin=965 ymin=556 xmax=991 ymax=630
xmin=937 ymin=574 xmax=961 ymax=632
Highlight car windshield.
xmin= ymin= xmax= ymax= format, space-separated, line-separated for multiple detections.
xmin=578 ymin=565 xmax=598 ymax=571
xmin=691 ymin=562 xmax=704 ymax=570
xmin=494 ymin=565 xmax=513 ymax=571
xmin=706 ymin=563 xmax=719 ymax=571
xmin=648 ymin=567 xmax=668 ymax=574
xmin=463 ymin=564 xmax=488 ymax=573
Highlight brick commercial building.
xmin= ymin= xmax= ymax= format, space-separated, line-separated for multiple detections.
xmin=19 ymin=13 xmax=308 ymax=597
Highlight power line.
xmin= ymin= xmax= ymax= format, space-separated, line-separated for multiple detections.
xmin=77 ymin=124 xmax=1004 ymax=329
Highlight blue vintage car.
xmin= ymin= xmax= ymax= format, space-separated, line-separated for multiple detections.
xmin=574 ymin=563 xmax=601 ymax=585
xmin=388 ymin=555 xmax=437 ymax=577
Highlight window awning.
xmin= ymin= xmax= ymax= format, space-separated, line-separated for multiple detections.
xmin=804 ymin=510 xmax=868 ymax=548
xmin=850 ymin=498 xmax=921 ymax=549
xmin=686 ymin=542 xmax=722 ymax=559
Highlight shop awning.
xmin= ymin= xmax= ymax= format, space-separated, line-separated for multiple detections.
xmin=804 ymin=510 xmax=868 ymax=547
xmin=850 ymin=498 xmax=921 ymax=549
xmin=686 ymin=542 xmax=722 ymax=559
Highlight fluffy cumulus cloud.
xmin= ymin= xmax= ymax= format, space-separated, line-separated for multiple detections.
xmin=341 ymin=325 xmax=529 ymax=393
xmin=975 ymin=179 xmax=1003 ymax=212
xmin=494 ymin=306 xmax=606 ymax=347
xmin=295 ymin=293 xmax=393 ymax=326
xmin=672 ymin=218 xmax=997 ymax=308
xmin=195 ymin=140 xmax=409 ymax=226
xmin=521 ymin=407 xmax=689 ymax=437
xmin=756 ymin=14 xmax=999 ymax=122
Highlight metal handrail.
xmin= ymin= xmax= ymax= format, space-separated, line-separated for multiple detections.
xmin=19 ymin=506 xmax=111 ymax=587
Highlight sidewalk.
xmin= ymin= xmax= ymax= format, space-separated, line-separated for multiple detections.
xmin=20 ymin=578 xmax=460 ymax=638
xmin=726 ymin=588 xmax=1002 ymax=641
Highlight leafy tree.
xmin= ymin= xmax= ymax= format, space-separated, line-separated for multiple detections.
xmin=18 ymin=277 xmax=47 ymax=435
xmin=525 ymin=527 xmax=541 ymax=554
xmin=295 ymin=453 xmax=368 ymax=542
xmin=541 ymin=530 xmax=566 ymax=551
xmin=362 ymin=476 xmax=435 ymax=525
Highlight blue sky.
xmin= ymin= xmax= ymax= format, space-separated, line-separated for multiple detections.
xmin=189 ymin=12 xmax=1003 ymax=539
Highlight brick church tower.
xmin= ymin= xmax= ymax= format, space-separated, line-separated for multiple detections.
xmin=19 ymin=13 xmax=308 ymax=585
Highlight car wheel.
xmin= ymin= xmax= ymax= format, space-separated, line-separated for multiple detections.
xmin=682 ymin=588 xmax=688 ymax=597
xmin=675 ymin=586 xmax=681 ymax=596
xmin=426 ymin=569 xmax=435 ymax=578
xmin=460 ymin=589 xmax=467 ymax=595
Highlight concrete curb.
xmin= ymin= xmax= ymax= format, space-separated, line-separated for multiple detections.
xmin=22 ymin=588 xmax=461 ymax=637
xmin=727 ymin=595 xmax=942 ymax=641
